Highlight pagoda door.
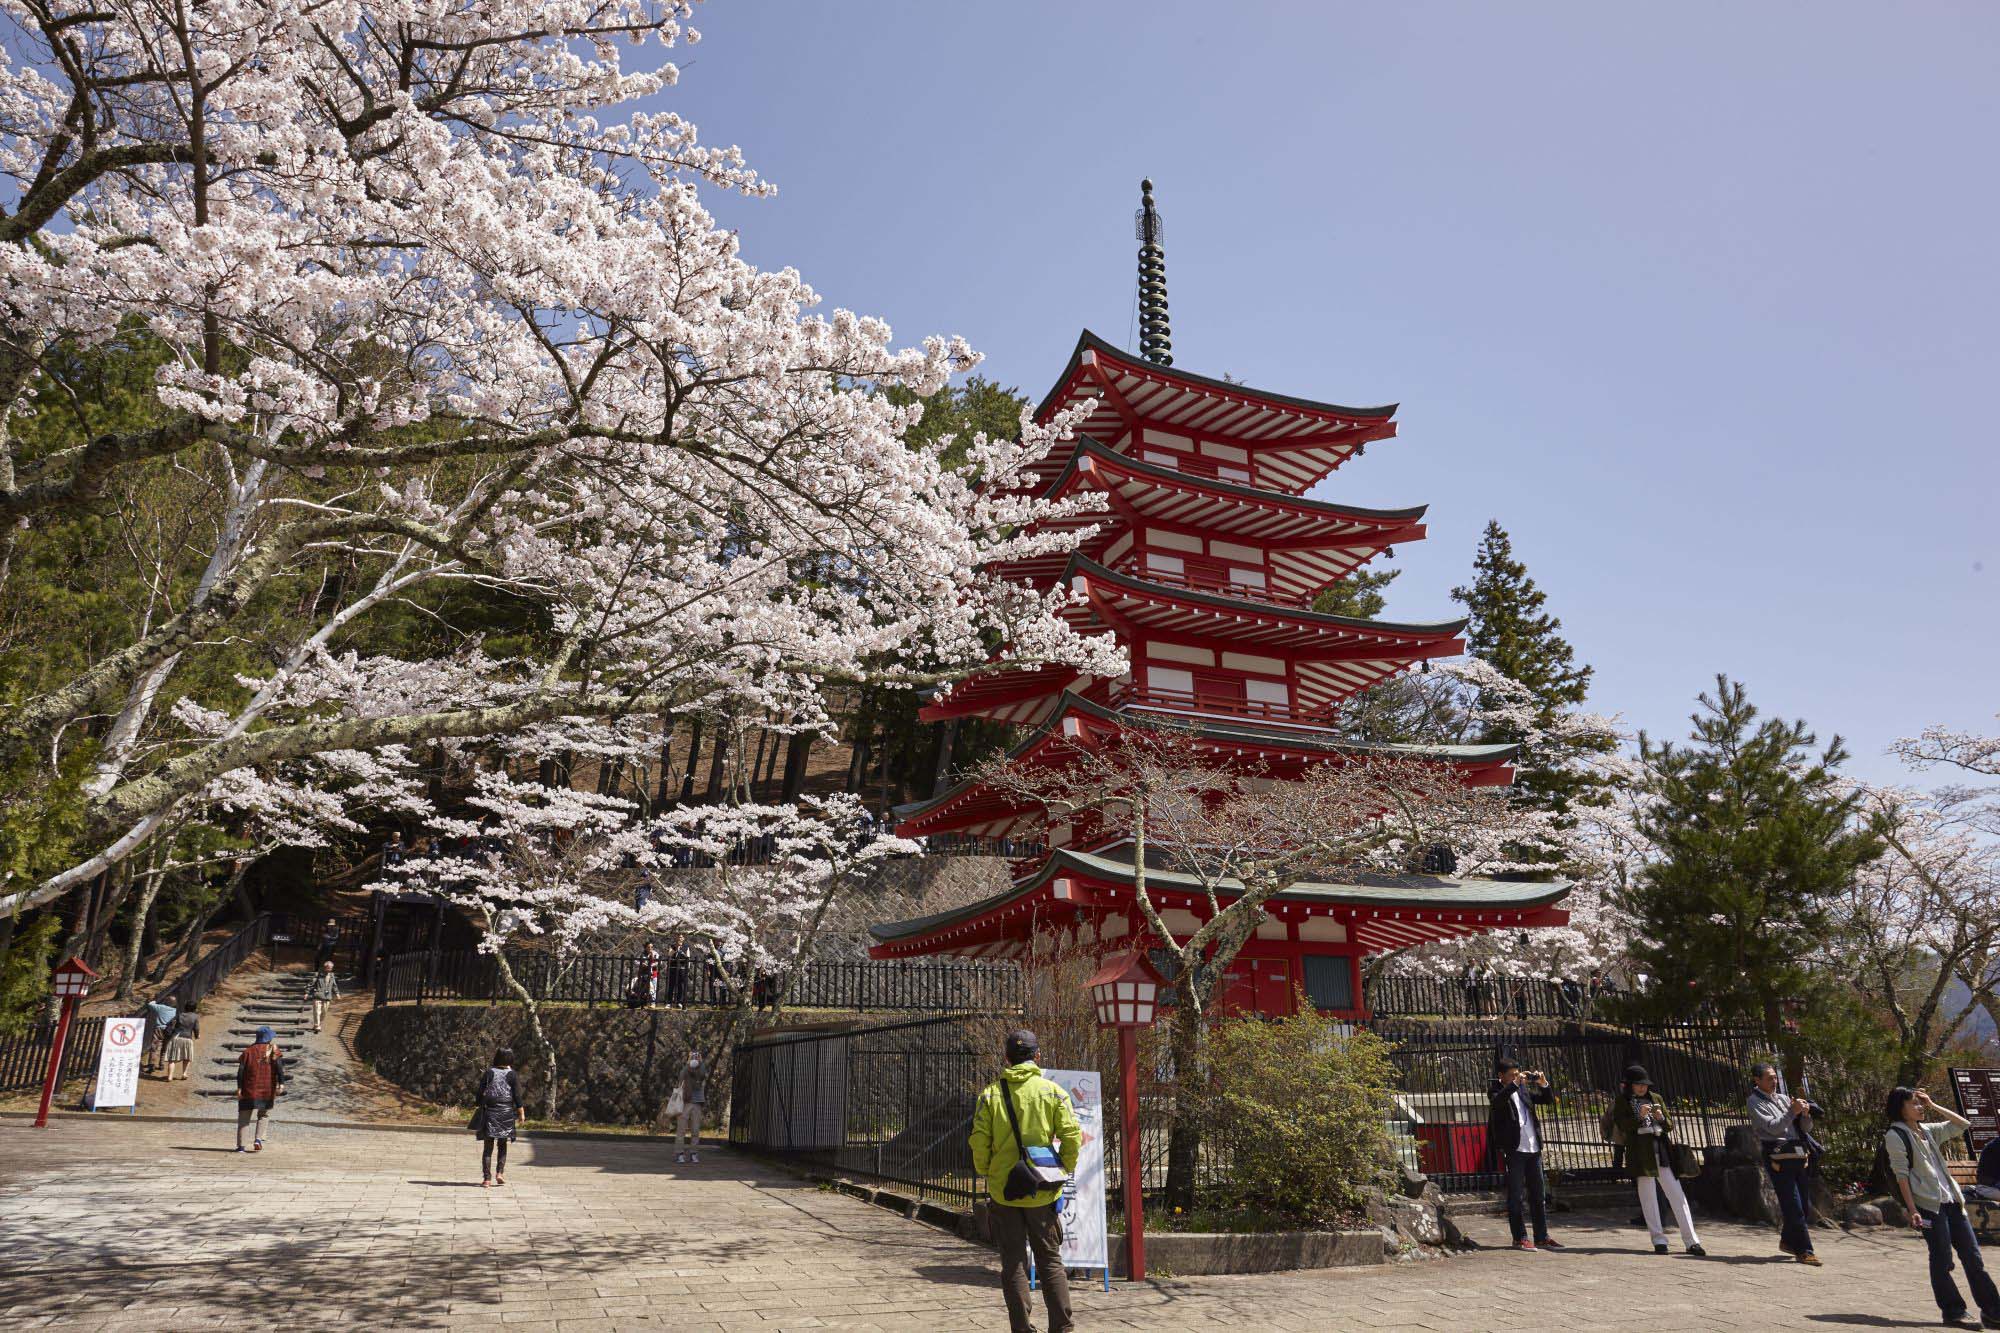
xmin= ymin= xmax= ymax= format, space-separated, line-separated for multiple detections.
xmin=1252 ymin=958 xmax=1294 ymax=1016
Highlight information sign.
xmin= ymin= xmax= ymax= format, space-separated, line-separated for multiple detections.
xmin=1950 ymin=1067 xmax=2000 ymax=1152
xmin=94 ymin=1016 xmax=144 ymax=1109
xmin=1044 ymin=1068 xmax=1108 ymax=1271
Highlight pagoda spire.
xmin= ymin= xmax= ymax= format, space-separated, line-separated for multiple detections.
xmin=1135 ymin=179 xmax=1172 ymax=366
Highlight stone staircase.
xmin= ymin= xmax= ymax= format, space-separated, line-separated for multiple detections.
xmin=192 ymin=969 xmax=343 ymax=1111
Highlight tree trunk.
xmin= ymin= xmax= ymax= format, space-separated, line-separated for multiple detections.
xmin=678 ymin=717 xmax=703 ymax=804
xmin=780 ymin=730 xmax=812 ymax=802
xmin=928 ymin=719 xmax=959 ymax=799
xmin=115 ymin=868 xmax=166 ymax=1004
xmin=490 ymin=945 xmax=559 ymax=1121
xmin=1162 ymin=988 xmax=1206 ymax=1213
xmin=704 ymin=719 xmax=731 ymax=801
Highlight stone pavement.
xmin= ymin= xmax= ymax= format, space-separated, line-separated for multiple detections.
xmin=0 ymin=1115 xmax=1961 ymax=1331
xmin=181 ymin=962 xmax=379 ymax=1123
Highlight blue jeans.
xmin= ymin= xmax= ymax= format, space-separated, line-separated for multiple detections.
xmin=1922 ymin=1201 xmax=2000 ymax=1320
xmin=1768 ymin=1161 xmax=1814 ymax=1256
xmin=1504 ymin=1150 xmax=1550 ymax=1243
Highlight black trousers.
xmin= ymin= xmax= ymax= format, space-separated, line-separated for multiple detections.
xmin=1503 ymin=1150 xmax=1550 ymax=1243
xmin=482 ymin=1138 xmax=509 ymax=1176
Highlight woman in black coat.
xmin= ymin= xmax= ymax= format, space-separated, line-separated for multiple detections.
xmin=472 ymin=1048 xmax=523 ymax=1186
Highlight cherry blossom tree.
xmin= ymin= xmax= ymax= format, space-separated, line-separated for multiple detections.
xmin=378 ymin=776 xmax=910 ymax=1119
xmin=0 ymin=1 xmax=1120 ymax=924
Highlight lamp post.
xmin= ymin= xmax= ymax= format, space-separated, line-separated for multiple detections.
xmin=1086 ymin=947 xmax=1166 ymax=1281
xmin=35 ymin=956 xmax=98 ymax=1128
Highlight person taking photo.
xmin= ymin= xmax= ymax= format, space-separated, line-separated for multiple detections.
xmin=1488 ymin=1057 xmax=1562 ymax=1252
xmin=1612 ymin=1064 xmax=1705 ymax=1256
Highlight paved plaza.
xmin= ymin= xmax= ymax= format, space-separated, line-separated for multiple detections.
xmin=0 ymin=1114 xmax=1968 ymax=1331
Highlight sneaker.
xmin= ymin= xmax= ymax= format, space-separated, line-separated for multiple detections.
xmin=675 ymin=1153 xmax=686 ymax=1164
xmin=1979 ymin=1317 xmax=2000 ymax=1331
xmin=1688 ymin=1244 xmax=1706 ymax=1257
xmin=1537 ymin=1238 xmax=1563 ymax=1250
xmin=1512 ymin=1239 xmax=1537 ymax=1251
xmin=252 ymin=1142 xmax=263 ymax=1152
xmin=1654 ymin=1243 xmax=1669 ymax=1255
xmin=1797 ymin=1253 xmax=1823 ymax=1267
xmin=690 ymin=1152 xmax=700 ymax=1164
xmin=1943 ymin=1315 xmax=1976 ymax=1330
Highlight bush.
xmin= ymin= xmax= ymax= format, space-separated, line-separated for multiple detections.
xmin=1196 ymin=1007 xmax=1398 ymax=1228
xmin=1794 ymin=988 xmax=1902 ymax=1191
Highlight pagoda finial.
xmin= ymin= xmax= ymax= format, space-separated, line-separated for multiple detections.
xmin=1135 ymin=178 xmax=1172 ymax=367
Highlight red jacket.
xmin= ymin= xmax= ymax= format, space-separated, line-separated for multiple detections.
xmin=237 ymin=1042 xmax=284 ymax=1101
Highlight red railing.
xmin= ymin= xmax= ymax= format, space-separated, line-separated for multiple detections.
xmin=1108 ymin=681 xmax=1333 ymax=728
xmin=1122 ymin=553 xmax=1307 ymax=608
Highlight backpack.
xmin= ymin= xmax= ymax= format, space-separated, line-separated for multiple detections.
xmin=482 ymin=1067 xmax=513 ymax=1107
xmin=1599 ymin=1104 xmax=1626 ymax=1146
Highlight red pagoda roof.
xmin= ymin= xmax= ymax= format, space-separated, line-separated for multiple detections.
xmin=1028 ymin=331 xmax=1399 ymax=495
xmin=992 ymin=439 xmax=1429 ymax=603
xmin=867 ymin=845 xmax=1569 ymax=960
xmin=899 ymin=691 xmax=1520 ymax=841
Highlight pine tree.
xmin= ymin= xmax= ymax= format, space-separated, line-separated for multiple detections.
xmin=1627 ymin=677 xmax=1884 ymax=1062
xmin=1452 ymin=520 xmax=1592 ymax=714
xmin=1311 ymin=567 xmax=1399 ymax=620
xmin=1451 ymin=520 xmax=1606 ymax=809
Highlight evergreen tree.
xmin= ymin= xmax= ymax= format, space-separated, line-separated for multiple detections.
xmin=1627 ymin=676 xmax=1884 ymax=1063
xmin=1451 ymin=520 xmax=1604 ymax=809
xmin=1311 ymin=567 xmax=1399 ymax=620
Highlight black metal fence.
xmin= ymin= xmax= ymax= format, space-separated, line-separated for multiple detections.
xmin=376 ymin=949 xmax=1023 ymax=1016
xmin=0 ymin=1015 xmax=108 ymax=1094
xmin=1379 ymin=1018 xmax=1764 ymax=1193
xmin=731 ymin=1015 xmax=991 ymax=1205
xmin=1365 ymin=975 xmax=1612 ymax=1022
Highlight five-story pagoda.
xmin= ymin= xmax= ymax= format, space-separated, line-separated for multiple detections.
xmin=868 ymin=184 xmax=1569 ymax=1018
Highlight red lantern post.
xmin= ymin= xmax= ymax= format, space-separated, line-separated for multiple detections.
xmin=1085 ymin=948 xmax=1166 ymax=1282
xmin=34 ymin=956 xmax=98 ymax=1128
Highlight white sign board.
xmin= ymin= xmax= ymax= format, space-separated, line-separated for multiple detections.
xmin=95 ymin=1016 xmax=145 ymax=1109
xmin=1045 ymin=1068 xmax=1108 ymax=1270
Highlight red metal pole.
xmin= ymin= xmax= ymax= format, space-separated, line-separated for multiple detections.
xmin=1121 ymin=1024 xmax=1144 ymax=1282
xmin=33 ymin=996 xmax=76 ymax=1129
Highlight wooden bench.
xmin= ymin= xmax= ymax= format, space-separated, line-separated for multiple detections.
xmin=1947 ymin=1161 xmax=2000 ymax=1235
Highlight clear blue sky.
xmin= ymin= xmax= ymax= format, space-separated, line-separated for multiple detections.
xmin=666 ymin=2 xmax=1998 ymax=782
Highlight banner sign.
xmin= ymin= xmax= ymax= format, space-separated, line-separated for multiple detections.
xmin=94 ymin=1016 xmax=145 ymax=1109
xmin=1045 ymin=1068 xmax=1108 ymax=1270
xmin=1951 ymin=1068 xmax=2000 ymax=1152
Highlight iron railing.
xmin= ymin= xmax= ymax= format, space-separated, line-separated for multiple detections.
xmin=1378 ymin=1019 xmax=1762 ymax=1193
xmin=375 ymin=949 xmax=1024 ymax=1015
xmin=1365 ymin=975 xmax=1608 ymax=1022
xmin=152 ymin=912 xmax=276 ymax=1015
xmin=730 ymin=1015 xmax=991 ymax=1206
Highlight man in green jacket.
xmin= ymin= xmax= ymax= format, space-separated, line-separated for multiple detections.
xmin=970 ymin=1029 xmax=1082 ymax=1333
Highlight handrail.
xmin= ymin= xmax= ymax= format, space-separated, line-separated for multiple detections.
xmin=1108 ymin=681 xmax=1332 ymax=728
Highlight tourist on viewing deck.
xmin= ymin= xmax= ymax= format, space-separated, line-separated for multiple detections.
xmin=1613 ymin=1064 xmax=1705 ymax=1256
xmin=969 ymin=1029 xmax=1081 ymax=1333
xmin=1488 ymin=1057 xmax=1561 ymax=1251
xmin=1885 ymin=1086 xmax=2000 ymax=1329
xmin=304 ymin=961 xmax=339 ymax=1034
xmin=473 ymin=1048 xmax=523 ymax=1187
xmin=235 ymin=1025 xmax=285 ymax=1153
xmin=1748 ymin=1061 xmax=1822 ymax=1266
xmin=673 ymin=1048 xmax=707 ymax=1163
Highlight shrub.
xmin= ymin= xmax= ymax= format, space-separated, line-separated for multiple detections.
xmin=1196 ymin=1006 xmax=1398 ymax=1227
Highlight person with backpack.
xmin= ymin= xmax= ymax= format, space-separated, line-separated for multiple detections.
xmin=968 ymin=1029 xmax=1081 ymax=1333
xmin=162 ymin=1001 xmax=199 ymax=1082
xmin=472 ymin=1048 xmax=523 ymax=1187
xmin=1885 ymin=1086 xmax=2000 ymax=1329
xmin=235 ymin=1025 xmax=285 ymax=1153
xmin=1608 ymin=1064 xmax=1705 ymax=1256
xmin=304 ymin=961 xmax=340 ymax=1034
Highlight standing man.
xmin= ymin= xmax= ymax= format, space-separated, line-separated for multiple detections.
xmin=304 ymin=962 xmax=339 ymax=1035
xmin=969 ymin=1029 xmax=1081 ymax=1333
xmin=1488 ymin=1057 xmax=1562 ymax=1251
xmin=1749 ymin=1061 xmax=1822 ymax=1266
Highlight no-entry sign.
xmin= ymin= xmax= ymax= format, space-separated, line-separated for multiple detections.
xmin=94 ymin=1016 xmax=144 ymax=1109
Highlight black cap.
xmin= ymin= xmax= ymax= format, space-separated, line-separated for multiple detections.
xmin=1005 ymin=1029 xmax=1039 ymax=1062
xmin=1624 ymin=1064 xmax=1651 ymax=1085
